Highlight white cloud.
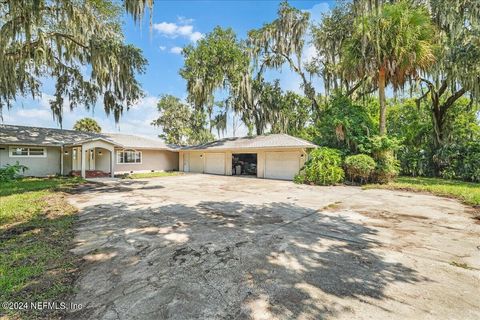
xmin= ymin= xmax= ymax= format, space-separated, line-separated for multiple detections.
xmin=305 ymin=2 xmax=330 ymax=24
xmin=170 ymin=46 xmax=183 ymax=54
xmin=16 ymin=109 xmax=52 ymax=121
xmin=189 ymin=31 xmax=203 ymax=42
xmin=159 ymin=46 xmax=166 ymax=51
xmin=153 ymin=18 xmax=203 ymax=42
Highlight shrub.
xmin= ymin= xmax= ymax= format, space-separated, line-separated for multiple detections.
xmin=0 ymin=162 xmax=28 ymax=182
xmin=344 ymin=154 xmax=376 ymax=184
xmin=373 ymin=154 xmax=400 ymax=184
xmin=360 ymin=135 xmax=400 ymax=183
xmin=295 ymin=147 xmax=344 ymax=185
xmin=435 ymin=142 xmax=480 ymax=182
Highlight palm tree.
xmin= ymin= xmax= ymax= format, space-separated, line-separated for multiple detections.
xmin=73 ymin=118 xmax=102 ymax=133
xmin=344 ymin=1 xmax=436 ymax=135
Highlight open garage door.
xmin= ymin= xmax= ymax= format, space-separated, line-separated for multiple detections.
xmin=205 ymin=153 xmax=225 ymax=175
xmin=265 ymin=151 xmax=300 ymax=180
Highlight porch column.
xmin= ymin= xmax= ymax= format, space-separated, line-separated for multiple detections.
xmin=60 ymin=146 xmax=64 ymax=176
xmin=110 ymin=149 xmax=115 ymax=178
xmin=81 ymin=146 xmax=86 ymax=178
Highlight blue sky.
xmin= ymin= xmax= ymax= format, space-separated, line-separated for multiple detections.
xmin=2 ymin=1 xmax=334 ymax=138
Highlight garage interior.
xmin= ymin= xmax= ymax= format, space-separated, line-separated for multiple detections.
xmin=232 ymin=153 xmax=257 ymax=176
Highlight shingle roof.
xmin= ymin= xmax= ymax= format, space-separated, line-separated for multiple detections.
xmin=0 ymin=124 xmax=175 ymax=150
xmin=182 ymin=134 xmax=316 ymax=150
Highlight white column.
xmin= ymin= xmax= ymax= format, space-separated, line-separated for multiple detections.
xmin=110 ymin=149 xmax=115 ymax=178
xmin=60 ymin=146 xmax=64 ymax=176
xmin=81 ymin=146 xmax=86 ymax=178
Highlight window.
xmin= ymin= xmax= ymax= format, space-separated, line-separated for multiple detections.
xmin=117 ymin=150 xmax=141 ymax=164
xmin=10 ymin=147 xmax=46 ymax=158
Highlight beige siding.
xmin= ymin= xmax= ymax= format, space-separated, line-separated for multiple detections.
xmin=0 ymin=145 xmax=61 ymax=176
xmin=182 ymin=147 xmax=306 ymax=180
xmin=95 ymin=148 xmax=113 ymax=173
xmin=114 ymin=149 xmax=179 ymax=173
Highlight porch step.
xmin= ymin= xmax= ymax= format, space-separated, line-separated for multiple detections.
xmin=70 ymin=170 xmax=111 ymax=178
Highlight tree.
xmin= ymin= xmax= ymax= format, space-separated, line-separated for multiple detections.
xmin=0 ymin=0 xmax=148 ymax=125
xmin=247 ymin=2 xmax=319 ymax=109
xmin=416 ymin=0 xmax=480 ymax=147
xmin=343 ymin=0 xmax=436 ymax=135
xmin=181 ymin=27 xmax=249 ymax=110
xmin=73 ymin=117 xmax=102 ymax=133
xmin=151 ymin=95 xmax=214 ymax=145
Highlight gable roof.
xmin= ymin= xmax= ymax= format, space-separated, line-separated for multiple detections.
xmin=182 ymin=134 xmax=316 ymax=150
xmin=0 ymin=124 xmax=176 ymax=150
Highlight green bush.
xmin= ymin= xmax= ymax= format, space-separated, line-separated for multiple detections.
xmin=0 ymin=162 xmax=28 ymax=182
xmin=344 ymin=154 xmax=376 ymax=184
xmin=373 ymin=154 xmax=400 ymax=183
xmin=435 ymin=142 xmax=480 ymax=182
xmin=360 ymin=135 xmax=400 ymax=183
xmin=295 ymin=147 xmax=344 ymax=185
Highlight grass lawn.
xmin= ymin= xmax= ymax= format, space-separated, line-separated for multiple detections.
xmin=0 ymin=177 xmax=83 ymax=319
xmin=123 ymin=171 xmax=183 ymax=179
xmin=365 ymin=176 xmax=480 ymax=206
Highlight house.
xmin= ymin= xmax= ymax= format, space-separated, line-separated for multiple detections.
xmin=0 ymin=124 xmax=316 ymax=180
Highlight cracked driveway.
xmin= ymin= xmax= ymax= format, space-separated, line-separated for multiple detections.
xmin=67 ymin=174 xmax=480 ymax=320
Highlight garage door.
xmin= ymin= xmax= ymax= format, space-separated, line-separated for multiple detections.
xmin=265 ymin=152 xmax=300 ymax=180
xmin=189 ymin=152 xmax=204 ymax=173
xmin=205 ymin=153 xmax=225 ymax=175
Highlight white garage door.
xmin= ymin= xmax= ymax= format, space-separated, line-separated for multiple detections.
xmin=205 ymin=153 xmax=225 ymax=175
xmin=265 ymin=152 xmax=300 ymax=180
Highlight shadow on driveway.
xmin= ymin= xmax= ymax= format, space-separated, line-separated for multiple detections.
xmin=68 ymin=198 xmax=424 ymax=319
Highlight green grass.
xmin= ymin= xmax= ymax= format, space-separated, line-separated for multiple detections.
xmin=0 ymin=177 xmax=83 ymax=319
xmin=123 ymin=171 xmax=183 ymax=179
xmin=365 ymin=176 xmax=480 ymax=206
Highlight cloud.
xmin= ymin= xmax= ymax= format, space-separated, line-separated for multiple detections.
xmin=159 ymin=46 xmax=166 ymax=51
xmin=170 ymin=46 xmax=183 ymax=54
xmin=305 ymin=2 xmax=330 ymax=24
xmin=153 ymin=18 xmax=204 ymax=42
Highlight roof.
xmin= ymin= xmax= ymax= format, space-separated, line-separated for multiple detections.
xmin=0 ymin=124 xmax=175 ymax=150
xmin=182 ymin=134 xmax=316 ymax=150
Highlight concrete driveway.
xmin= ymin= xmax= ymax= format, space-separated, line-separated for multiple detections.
xmin=67 ymin=174 xmax=480 ymax=320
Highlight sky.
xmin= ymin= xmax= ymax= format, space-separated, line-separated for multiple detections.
xmin=2 ymin=0 xmax=335 ymax=138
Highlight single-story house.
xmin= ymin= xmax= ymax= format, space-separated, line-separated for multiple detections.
xmin=0 ymin=124 xmax=316 ymax=180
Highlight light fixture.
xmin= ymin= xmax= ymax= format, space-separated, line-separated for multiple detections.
xmin=64 ymin=151 xmax=69 ymax=155
xmin=98 ymin=151 xmax=103 ymax=156
xmin=200 ymin=154 xmax=203 ymax=158
xmin=300 ymin=154 xmax=304 ymax=158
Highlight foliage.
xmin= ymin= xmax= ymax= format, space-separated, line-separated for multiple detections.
xmin=0 ymin=0 xmax=147 ymax=125
xmin=0 ymin=162 xmax=28 ymax=182
xmin=295 ymin=147 xmax=344 ymax=185
xmin=344 ymin=0 xmax=437 ymax=134
xmin=248 ymin=1 xmax=318 ymax=108
xmin=152 ymin=95 xmax=214 ymax=145
xmin=434 ymin=142 xmax=480 ymax=182
xmin=315 ymin=94 xmax=377 ymax=154
xmin=73 ymin=117 xmax=102 ymax=133
xmin=359 ymin=135 xmax=401 ymax=183
xmin=0 ymin=177 xmax=82 ymax=319
xmin=365 ymin=176 xmax=480 ymax=206
xmin=181 ymin=27 xmax=249 ymax=110
xmin=270 ymin=91 xmax=313 ymax=137
xmin=344 ymin=154 xmax=376 ymax=184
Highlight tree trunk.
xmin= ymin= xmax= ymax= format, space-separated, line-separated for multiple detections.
xmin=378 ymin=66 xmax=387 ymax=135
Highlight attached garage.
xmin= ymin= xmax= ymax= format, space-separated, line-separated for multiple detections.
xmin=179 ymin=134 xmax=316 ymax=181
xmin=204 ymin=152 xmax=226 ymax=175
xmin=265 ymin=151 xmax=301 ymax=180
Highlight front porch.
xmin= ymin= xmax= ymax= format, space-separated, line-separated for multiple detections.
xmin=63 ymin=139 xmax=116 ymax=178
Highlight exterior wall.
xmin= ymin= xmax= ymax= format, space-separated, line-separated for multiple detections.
xmin=114 ymin=149 xmax=179 ymax=173
xmin=0 ymin=145 xmax=61 ymax=176
xmin=181 ymin=148 xmax=307 ymax=179
xmin=95 ymin=148 xmax=112 ymax=173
